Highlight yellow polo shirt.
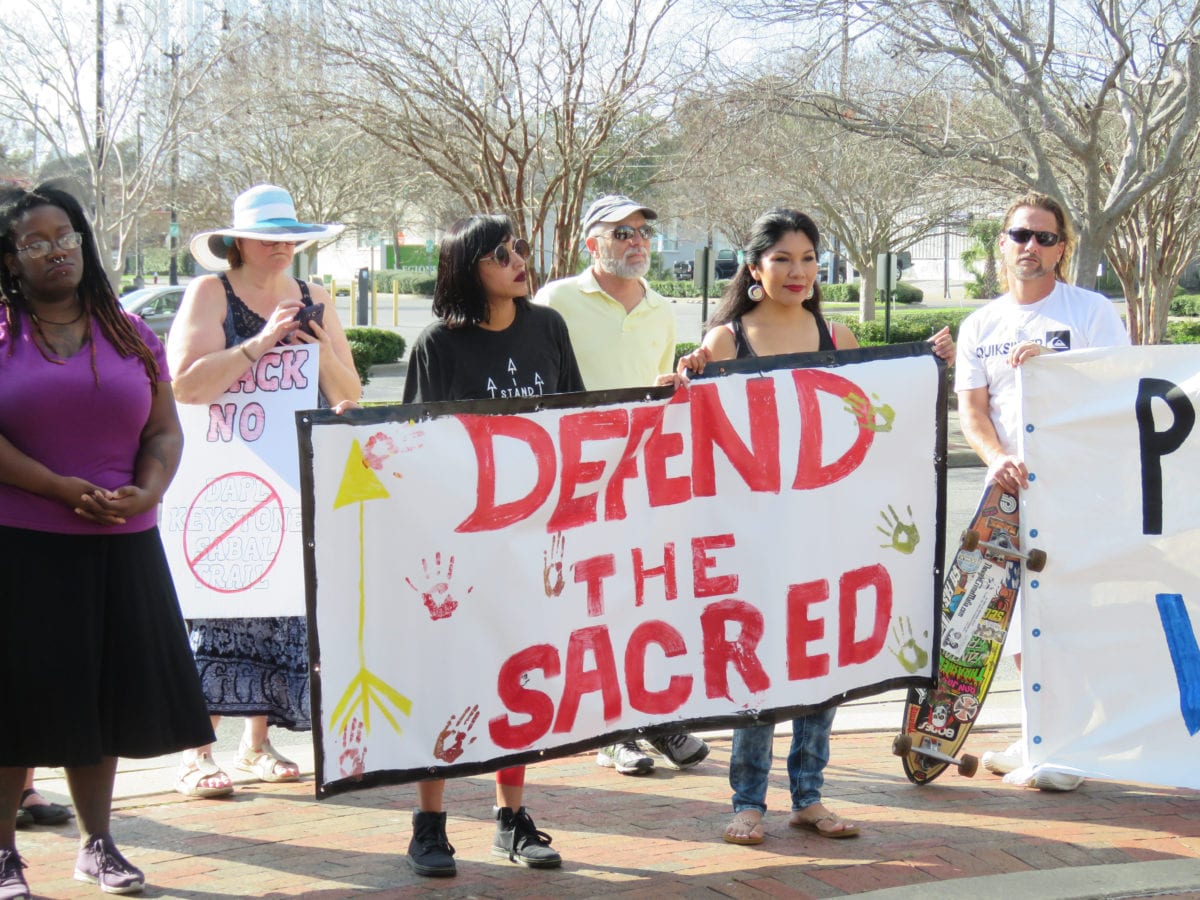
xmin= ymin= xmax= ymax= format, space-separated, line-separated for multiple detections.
xmin=534 ymin=268 xmax=676 ymax=391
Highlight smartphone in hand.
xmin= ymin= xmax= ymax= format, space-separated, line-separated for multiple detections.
xmin=295 ymin=303 xmax=325 ymax=336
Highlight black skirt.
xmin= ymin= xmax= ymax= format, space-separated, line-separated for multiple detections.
xmin=0 ymin=525 xmax=216 ymax=766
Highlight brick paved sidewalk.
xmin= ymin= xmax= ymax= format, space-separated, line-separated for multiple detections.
xmin=14 ymin=725 xmax=1200 ymax=898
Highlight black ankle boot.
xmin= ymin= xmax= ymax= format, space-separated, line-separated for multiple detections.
xmin=491 ymin=806 xmax=562 ymax=868
xmin=407 ymin=810 xmax=456 ymax=877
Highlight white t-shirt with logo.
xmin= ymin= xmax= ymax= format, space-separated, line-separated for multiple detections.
xmin=955 ymin=281 xmax=1130 ymax=455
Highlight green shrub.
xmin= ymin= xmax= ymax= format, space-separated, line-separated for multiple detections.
xmin=1165 ymin=320 xmax=1200 ymax=344
xmin=821 ymin=283 xmax=859 ymax=305
xmin=1168 ymin=293 xmax=1200 ymax=317
xmin=345 ymin=327 xmax=407 ymax=385
xmin=368 ymin=270 xmax=438 ymax=295
xmin=827 ymin=309 xmax=973 ymax=347
xmin=893 ymin=281 xmax=924 ymax=304
xmin=648 ymin=279 xmax=731 ymax=299
xmin=674 ymin=342 xmax=699 ymax=367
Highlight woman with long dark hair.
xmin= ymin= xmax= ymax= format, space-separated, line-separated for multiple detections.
xmin=401 ymin=213 xmax=583 ymax=877
xmin=0 ymin=183 xmax=214 ymax=897
xmin=679 ymin=208 xmax=861 ymax=845
xmin=679 ymin=208 xmax=954 ymax=845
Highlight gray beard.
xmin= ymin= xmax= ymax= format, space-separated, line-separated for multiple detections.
xmin=596 ymin=255 xmax=650 ymax=280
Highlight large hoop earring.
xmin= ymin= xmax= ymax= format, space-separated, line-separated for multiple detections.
xmin=747 ymin=282 xmax=764 ymax=302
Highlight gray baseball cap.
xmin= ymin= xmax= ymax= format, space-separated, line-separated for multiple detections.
xmin=581 ymin=194 xmax=658 ymax=237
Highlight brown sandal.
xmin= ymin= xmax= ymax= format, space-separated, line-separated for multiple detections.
xmin=789 ymin=806 xmax=860 ymax=839
xmin=723 ymin=810 xmax=765 ymax=845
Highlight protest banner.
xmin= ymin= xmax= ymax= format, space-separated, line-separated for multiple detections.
xmin=163 ymin=344 xmax=319 ymax=617
xmin=300 ymin=345 xmax=947 ymax=796
xmin=1020 ymin=346 xmax=1200 ymax=789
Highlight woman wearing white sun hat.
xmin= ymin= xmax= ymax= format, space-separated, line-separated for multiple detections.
xmin=166 ymin=184 xmax=361 ymax=798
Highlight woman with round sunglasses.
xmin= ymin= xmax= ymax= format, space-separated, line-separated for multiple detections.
xmin=400 ymin=214 xmax=581 ymax=878
xmin=0 ymin=183 xmax=215 ymax=897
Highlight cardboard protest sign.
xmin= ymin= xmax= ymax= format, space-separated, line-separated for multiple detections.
xmin=300 ymin=345 xmax=946 ymax=796
xmin=1020 ymin=346 xmax=1200 ymax=790
xmin=163 ymin=344 xmax=319 ymax=617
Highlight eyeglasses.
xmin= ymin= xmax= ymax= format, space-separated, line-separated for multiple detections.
xmin=481 ymin=238 xmax=531 ymax=267
xmin=605 ymin=224 xmax=656 ymax=242
xmin=16 ymin=232 xmax=83 ymax=259
xmin=1004 ymin=228 xmax=1061 ymax=247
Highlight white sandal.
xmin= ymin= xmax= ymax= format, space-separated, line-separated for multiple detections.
xmin=176 ymin=754 xmax=234 ymax=798
xmin=235 ymin=739 xmax=301 ymax=783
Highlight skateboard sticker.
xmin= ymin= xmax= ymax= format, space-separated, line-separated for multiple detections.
xmin=943 ymin=562 xmax=1007 ymax=662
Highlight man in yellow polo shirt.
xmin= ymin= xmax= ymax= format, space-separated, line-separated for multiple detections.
xmin=534 ymin=195 xmax=708 ymax=777
xmin=535 ymin=194 xmax=676 ymax=392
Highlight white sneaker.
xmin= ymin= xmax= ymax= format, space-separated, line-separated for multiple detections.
xmin=981 ymin=740 xmax=1023 ymax=775
xmin=596 ymin=741 xmax=654 ymax=775
xmin=1030 ymin=770 xmax=1084 ymax=792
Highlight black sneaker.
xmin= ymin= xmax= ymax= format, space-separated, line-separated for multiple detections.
xmin=406 ymin=810 xmax=456 ymax=877
xmin=646 ymin=733 xmax=710 ymax=770
xmin=492 ymin=806 xmax=562 ymax=869
xmin=0 ymin=848 xmax=30 ymax=900
xmin=73 ymin=834 xmax=144 ymax=895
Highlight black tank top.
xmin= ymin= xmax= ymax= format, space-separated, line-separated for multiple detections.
xmin=729 ymin=313 xmax=837 ymax=360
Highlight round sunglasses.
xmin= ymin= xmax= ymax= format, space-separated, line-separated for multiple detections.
xmin=481 ymin=238 xmax=532 ymax=267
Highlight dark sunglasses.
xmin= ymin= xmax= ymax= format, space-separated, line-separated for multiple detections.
xmin=1004 ymin=227 xmax=1061 ymax=247
xmin=481 ymin=238 xmax=531 ymax=267
xmin=605 ymin=224 xmax=656 ymax=242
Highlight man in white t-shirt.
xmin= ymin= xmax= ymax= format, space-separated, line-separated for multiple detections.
xmin=955 ymin=191 xmax=1129 ymax=790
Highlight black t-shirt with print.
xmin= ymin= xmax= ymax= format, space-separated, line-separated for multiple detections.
xmin=403 ymin=301 xmax=586 ymax=403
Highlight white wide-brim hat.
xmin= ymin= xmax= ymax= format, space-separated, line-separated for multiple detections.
xmin=189 ymin=184 xmax=345 ymax=271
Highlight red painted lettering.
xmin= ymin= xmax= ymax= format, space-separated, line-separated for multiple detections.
xmin=690 ymin=380 xmax=781 ymax=496
xmin=792 ymin=369 xmax=875 ymax=489
xmin=838 ymin=564 xmax=892 ymax=666
xmin=700 ymin=598 xmax=769 ymax=700
xmin=489 ymin=643 xmax=560 ymax=749
xmin=573 ymin=554 xmax=616 ymax=617
xmin=455 ymin=415 xmax=556 ymax=532
xmin=604 ymin=406 xmax=663 ymax=520
xmin=692 ymin=533 xmax=738 ymax=597
xmin=786 ymin=579 xmax=830 ymax=679
xmin=643 ymin=396 xmax=692 ymax=507
xmin=553 ymin=625 xmax=622 ymax=732
xmin=632 ymin=543 xmax=677 ymax=606
xmin=625 ymin=620 xmax=691 ymax=714
xmin=547 ymin=409 xmax=628 ymax=532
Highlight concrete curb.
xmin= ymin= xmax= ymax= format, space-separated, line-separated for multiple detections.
xmin=855 ymin=858 xmax=1200 ymax=899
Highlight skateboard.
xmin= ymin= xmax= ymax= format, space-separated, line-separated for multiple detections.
xmin=894 ymin=480 xmax=1046 ymax=784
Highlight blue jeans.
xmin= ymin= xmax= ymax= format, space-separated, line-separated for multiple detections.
xmin=729 ymin=706 xmax=836 ymax=814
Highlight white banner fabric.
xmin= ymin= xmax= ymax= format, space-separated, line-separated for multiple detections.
xmin=1020 ymin=346 xmax=1200 ymax=789
xmin=304 ymin=349 xmax=945 ymax=794
xmin=163 ymin=344 xmax=319 ymax=617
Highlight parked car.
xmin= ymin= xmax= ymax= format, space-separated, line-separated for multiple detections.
xmin=673 ymin=259 xmax=694 ymax=281
xmin=120 ymin=285 xmax=186 ymax=341
xmin=714 ymin=249 xmax=738 ymax=279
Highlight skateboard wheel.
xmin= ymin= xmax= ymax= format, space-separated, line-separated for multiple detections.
xmin=892 ymin=734 xmax=913 ymax=757
xmin=960 ymin=529 xmax=980 ymax=551
xmin=959 ymin=754 xmax=979 ymax=777
xmin=1026 ymin=548 xmax=1047 ymax=572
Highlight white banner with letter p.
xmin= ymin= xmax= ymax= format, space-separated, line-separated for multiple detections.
xmin=1020 ymin=346 xmax=1200 ymax=789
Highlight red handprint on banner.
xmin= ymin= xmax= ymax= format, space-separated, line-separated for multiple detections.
xmin=338 ymin=716 xmax=367 ymax=779
xmin=405 ymin=552 xmax=473 ymax=621
xmin=543 ymin=532 xmax=566 ymax=597
xmin=433 ymin=705 xmax=480 ymax=763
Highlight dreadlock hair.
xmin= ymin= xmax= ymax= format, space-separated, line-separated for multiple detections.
xmin=0 ymin=182 xmax=160 ymax=391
